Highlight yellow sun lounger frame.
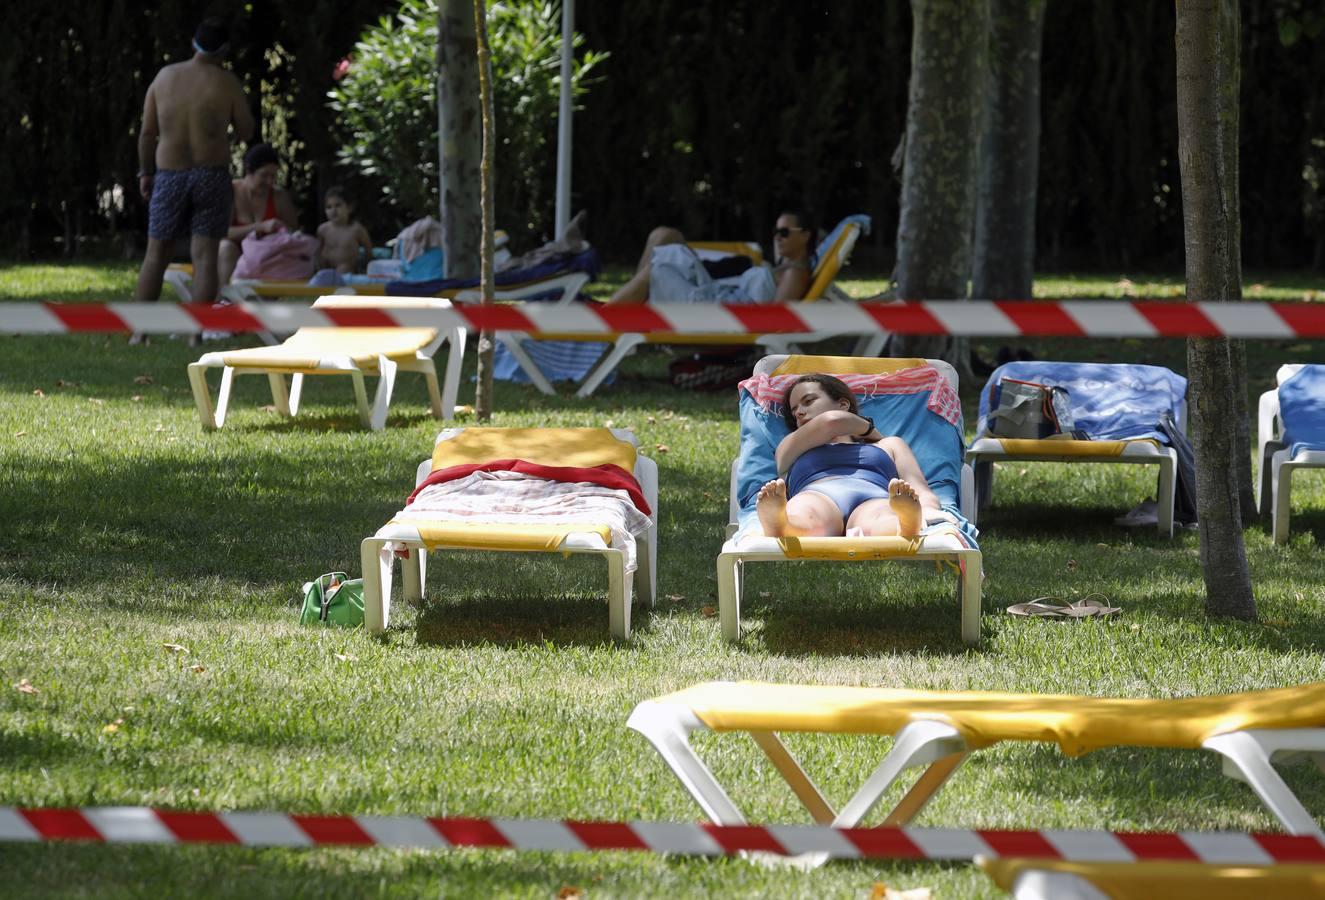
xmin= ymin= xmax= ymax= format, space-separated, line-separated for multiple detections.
xmin=628 ymin=680 xmax=1325 ymax=839
xmin=965 ymin=366 xmax=1186 ymax=537
xmin=497 ymin=223 xmax=865 ymax=398
xmin=186 ymin=296 xmax=462 ymax=431
xmin=360 ymin=427 xmax=658 ymax=641
xmin=978 ymin=858 xmax=1325 ymax=900
xmin=718 ymin=354 xmax=982 ymax=645
xmin=1257 ymin=363 xmax=1325 ymax=544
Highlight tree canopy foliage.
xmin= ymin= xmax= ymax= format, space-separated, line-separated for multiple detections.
xmin=329 ymin=0 xmax=606 ymax=241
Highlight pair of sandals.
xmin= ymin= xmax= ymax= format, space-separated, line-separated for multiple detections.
xmin=1006 ymin=593 xmax=1121 ymax=619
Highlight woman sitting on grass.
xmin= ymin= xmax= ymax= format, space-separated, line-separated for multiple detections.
xmin=756 ymin=374 xmax=942 ymax=540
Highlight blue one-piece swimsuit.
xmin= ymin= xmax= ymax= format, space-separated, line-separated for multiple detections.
xmin=786 ymin=442 xmax=899 ymax=520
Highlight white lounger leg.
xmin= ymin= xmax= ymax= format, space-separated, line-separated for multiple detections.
xmin=287 ymin=374 xmax=304 ymax=416
xmin=368 ymin=355 xmax=398 ymax=431
xmin=1256 ymin=389 xmax=1280 ymax=513
xmin=360 ymin=538 xmax=395 ymax=634
xmin=577 ymin=335 xmax=644 ymax=398
xmin=833 ymin=720 xmax=968 ymax=828
xmin=607 ymin=548 xmax=632 ymax=641
xmin=634 ymin=529 xmax=656 ymax=610
xmin=1205 ymin=729 xmax=1325 ymax=836
xmin=1272 ymin=451 xmax=1293 ymax=544
xmin=351 ymin=371 xmax=372 ymax=428
xmin=267 ymin=373 xmax=292 ymax=417
xmin=441 ymin=327 xmax=466 ymax=418
xmin=401 ymin=546 xmax=426 ymax=605
xmin=717 ymin=552 xmax=743 ymax=642
xmin=215 ymin=366 xmax=236 ymax=427
xmin=187 ymin=362 xmax=220 ymax=429
xmin=626 ymin=701 xmax=747 ymax=825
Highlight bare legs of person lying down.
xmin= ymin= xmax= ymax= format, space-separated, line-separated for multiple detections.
xmin=756 ymin=477 xmax=924 ymax=540
xmin=608 ymin=225 xmax=686 ymax=304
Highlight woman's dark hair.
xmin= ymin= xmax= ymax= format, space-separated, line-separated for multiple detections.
xmin=781 ymin=373 xmax=858 ymax=431
xmin=243 ymin=142 xmax=280 ymax=175
xmin=777 ymin=207 xmax=818 ymax=269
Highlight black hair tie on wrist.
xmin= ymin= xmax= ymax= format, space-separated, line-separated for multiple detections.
xmin=858 ymin=416 xmax=874 ymax=437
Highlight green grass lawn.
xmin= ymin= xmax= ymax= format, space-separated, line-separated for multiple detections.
xmin=2 ymin=262 xmax=1325 ymax=898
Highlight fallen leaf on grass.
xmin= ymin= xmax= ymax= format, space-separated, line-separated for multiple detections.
xmin=14 ymin=431 xmax=26 ymax=437
xmin=131 ymin=395 xmax=143 ymax=403
xmin=646 ymin=415 xmax=656 ymax=425
xmin=15 ymin=679 xmax=38 ymax=695
xmin=665 ymin=594 xmax=685 ymax=603
xmin=333 ymin=652 xmax=358 ymax=662
xmin=260 ymin=404 xmax=278 ymax=413
xmin=454 ymin=405 xmax=474 ymax=418
xmin=88 ymin=398 xmax=105 ymax=406
xmin=655 ymin=444 xmax=669 ymax=453
xmin=604 ymin=419 xmax=615 ymax=428
xmin=1066 ymin=558 xmax=1078 ymax=572
xmin=1096 ymin=542 xmax=1109 ymax=549
xmin=759 ymin=591 xmax=771 ymax=598
xmin=33 ymin=388 xmax=46 ymax=398
xmin=557 ymin=887 xmax=582 ymax=899
xmin=103 ymin=717 xmax=125 ymax=734
xmin=662 ymin=410 xmax=674 ymax=420
xmin=55 ymin=379 xmax=80 ymax=388
xmin=162 ymin=643 xmax=189 ymax=655
xmin=871 ymin=884 xmax=932 ymax=900
xmin=154 ymin=424 xmax=166 ymax=432
xmin=134 ymin=374 xmax=154 ymax=385
xmin=189 ymin=664 xmax=206 ymax=674
xmin=700 ymin=606 xmax=717 ymax=618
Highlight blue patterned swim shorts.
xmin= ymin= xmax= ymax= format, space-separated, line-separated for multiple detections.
xmin=147 ymin=166 xmax=233 ymax=241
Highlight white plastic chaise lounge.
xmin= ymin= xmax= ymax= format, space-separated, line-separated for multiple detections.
xmin=497 ymin=219 xmax=868 ymax=397
xmin=966 ymin=361 xmax=1188 ymax=537
xmin=717 ymin=354 xmax=982 ymax=646
xmin=360 ymin=427 xmax=658 ymax=641
xmin=977 ymin=857 xmax=1325 ymax=900
xmin=1257 ymin=363 xmax=1325 ymax=544
xmin=628 ymin=680 xmax=1325 ymax=838
xmin=187 ymin=296 xmax=463 ymax=431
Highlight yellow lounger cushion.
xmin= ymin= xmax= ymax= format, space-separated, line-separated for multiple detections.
xmin=994 ymin=437 xmax=1157 ymax=457
xmin=978 ymin=859 xmax=1325 ymax=900
xmin=772 ymin=356 xmax=928 ymax=376
xmin=655 ymin=681 xmax=1325 ymax=756
xmin=219 ymin=327 xmax=438 ymax=371
xmin=777 ymin=535 xmax=920 ymax=559
xmin=399 ymin=521 xmax=612 ymax=552
xmin=431 ymin=427 xmax=637 ymax=473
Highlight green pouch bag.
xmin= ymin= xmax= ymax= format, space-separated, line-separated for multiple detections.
xmin=299 ymin=572 xmax=365 ymax=628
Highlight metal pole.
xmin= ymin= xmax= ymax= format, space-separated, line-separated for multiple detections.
xmin=553 ymin=0 xmax=574 ymax=239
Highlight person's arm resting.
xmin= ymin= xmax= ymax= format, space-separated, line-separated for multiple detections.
xmin=137 ymin=86 xmax=158 ymax=198
xmin=774 ymin=410 xmax=870 ymax=473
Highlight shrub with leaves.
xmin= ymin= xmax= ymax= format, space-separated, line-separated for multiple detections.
xmin=329 ymin=0 xmax=606 ymax=243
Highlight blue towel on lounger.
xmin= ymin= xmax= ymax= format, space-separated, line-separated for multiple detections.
xmin=385 ymin=248 xmax=600 ymax=296
xmin=977 ymin=361 xmax=1188 ymax=444
xmin=1280 ymin=364 xmax=1325 ymax=459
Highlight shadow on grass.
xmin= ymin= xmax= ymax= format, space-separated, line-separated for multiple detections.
xmin=412 ymin=586 xmax=653 ymax=649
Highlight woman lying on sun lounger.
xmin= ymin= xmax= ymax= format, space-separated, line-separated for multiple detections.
xmin=756 ymin=374 xmax=943 ymax=540
xmin=609 ymin=210 xmax=815 ymax=304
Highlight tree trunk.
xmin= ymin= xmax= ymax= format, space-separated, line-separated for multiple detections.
xmin=438 ymin=0 xmax=483 ymax=280
xmin=892 ymin=0 xmax=989 ymax=367
xmin=472 ymin=0 xmax=497 ymax=421
xmin=1228 ymin=338 xmax=1257 ymax=521
xmin=1175 ymin=0 xmax=1255 ymax=620
xmin=973 ymin=0 xmax=1046 ymax=302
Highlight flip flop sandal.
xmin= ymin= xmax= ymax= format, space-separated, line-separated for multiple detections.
xmin=1006 ymin=594 xmax=1121 ymax=619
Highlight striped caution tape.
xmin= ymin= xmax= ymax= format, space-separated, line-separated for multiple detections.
xmin=4 ymin=807 xmax=1324 ymax=863
xmin=3 ymin=299 xmax=1325 ymax=339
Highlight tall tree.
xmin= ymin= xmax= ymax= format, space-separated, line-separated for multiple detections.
xmin=438 ymin=0 xmax=483 ymax=280
xmin=472 ymin=0 xmax=497 ymax=421
xmin=973 ymin=0 xmax=1047 ymax=302
xmin=1175 ymin=0 xmax=1256 ymax=619
xmin=892 ymin=0 xmax=989 ymax=366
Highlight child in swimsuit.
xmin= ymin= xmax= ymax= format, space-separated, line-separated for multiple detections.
xmin=755 ymin=373 xmax=943 ymax=539
xmin=315 ymin=186 xmax=373 ymax=274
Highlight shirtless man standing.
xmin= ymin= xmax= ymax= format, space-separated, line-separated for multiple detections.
xmin=135 ymin=18 xmax=254 ymax=310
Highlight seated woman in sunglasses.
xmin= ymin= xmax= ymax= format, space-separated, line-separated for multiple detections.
xmin=755 ymin=374 xmax=943 ymax=541
xmin=608 ymin=210 xmax=815 ymax=304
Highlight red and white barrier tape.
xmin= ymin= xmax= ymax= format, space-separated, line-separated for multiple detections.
xmin=3 ymin=299 xmax=1325 ymax=339
xmin=4 ymin=807 xmax=1323 ymax=862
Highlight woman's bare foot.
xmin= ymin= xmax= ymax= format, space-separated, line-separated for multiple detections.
xmin=888 ymin=478 xmax=923 ymax=539
xmin=756 ymin=479 xmax=790 ymax=537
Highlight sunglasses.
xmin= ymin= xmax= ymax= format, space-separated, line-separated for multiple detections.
xmin=772 ymin=226 xmax=806 ymax=239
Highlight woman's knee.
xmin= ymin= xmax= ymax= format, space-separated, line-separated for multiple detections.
xmin=787 ymin=496 xmax=842 ymax=536
xmin=647 ymin=225 xmax=685 ymax=247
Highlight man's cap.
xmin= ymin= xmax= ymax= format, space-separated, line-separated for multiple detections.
xmin=194 ymin=18 xmax=230 ymax=55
